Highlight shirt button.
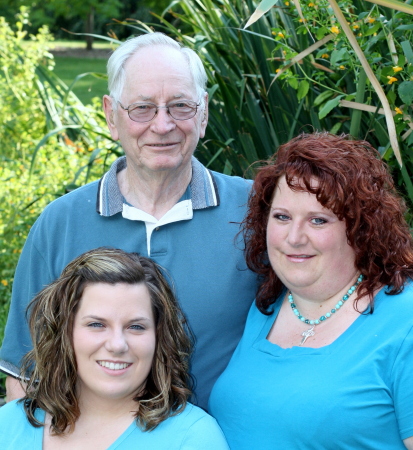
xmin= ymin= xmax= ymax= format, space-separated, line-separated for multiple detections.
xmin=155 ymin=226 xmax=160 ymax=231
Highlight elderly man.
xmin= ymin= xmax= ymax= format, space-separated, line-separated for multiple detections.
xmin=0 ymin=33 xmax=257 ymax=409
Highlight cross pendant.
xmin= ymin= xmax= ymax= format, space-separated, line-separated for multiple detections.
xmin=300 ymin=326 xmax=315 ymax=346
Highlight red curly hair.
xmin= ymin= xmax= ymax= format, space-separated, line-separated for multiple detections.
xmin=243 ymin=132 xmax=413 ymax=313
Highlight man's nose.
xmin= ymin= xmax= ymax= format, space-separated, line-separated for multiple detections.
xmin=149 ymin=107 xmax=176 ymax=134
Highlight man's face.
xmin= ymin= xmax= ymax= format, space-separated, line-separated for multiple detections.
xmin=103 ymin=45 xmax=208 ymax=176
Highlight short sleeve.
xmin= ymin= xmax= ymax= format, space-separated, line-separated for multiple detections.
xmin=180 ymin=414 xmax=229 ymax=450
xmin=391 ymin=325 xmax=413 ymax=440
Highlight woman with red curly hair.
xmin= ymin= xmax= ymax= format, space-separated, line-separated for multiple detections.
xmin=209 ymin=132 xmax=413 ymax=449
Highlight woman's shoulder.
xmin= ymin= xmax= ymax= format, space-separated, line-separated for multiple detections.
xmin=171 ymin=403 xmax=229 ymax=449
xmin=376 ymin=281 xmax=413 ymax=312
xmin=167 ymin=403 xmax=221 ymax=430
xmin=0 ymin=400 xmax=43 ymax=449
xmin=145 ymin=403 xmax=229 ymax=449
xmin=0 ymin=399 xmax=25 ymax=421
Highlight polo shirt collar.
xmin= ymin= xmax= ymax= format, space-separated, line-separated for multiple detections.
xmin=96 ymin=155 xmax=220 ymax=217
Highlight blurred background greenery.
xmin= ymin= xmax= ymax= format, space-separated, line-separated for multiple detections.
xmin=1 ymin=0 xmax=412 ymax=397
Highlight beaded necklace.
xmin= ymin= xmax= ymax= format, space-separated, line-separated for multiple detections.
xmin=288 ymin=274 xmax=364 ymax=345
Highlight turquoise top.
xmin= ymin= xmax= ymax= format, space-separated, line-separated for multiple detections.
xmin=209 ymin=284 xmax=413 ymax=449
xmin=0 ymin=400 xmax=229 ymax=449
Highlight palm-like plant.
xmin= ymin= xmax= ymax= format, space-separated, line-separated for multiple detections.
xmin=244 ymin=0 xmax=413 ymax=200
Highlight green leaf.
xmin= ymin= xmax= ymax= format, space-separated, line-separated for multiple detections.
xmin=365 ymin=0 xmax=413 ymax=15
xmin=330 ymin=48 xmax=350 ymax=65
xmin=398 ymin=81 xmax=413 ymax=105
xmin=288 ymin=77 xmax=299 ymax=89
xmin=244 ymin=0 xmax=277 ymax=29
xmin=313 ymin=90 xmax=334 ymax=107
xmin=318 ymin=96 xmax=342 ymax=119
xmin=330 ymin=122 xmax=342 ymax=134
xmin=387 ymin=90 xmax=396 ymax=104
xmin=401 ymin=40 xmax=413 ymax=65
xmin=297 ymin=80 xmax=310 ymax=100
xmin=364 ymin=23 xmax=382 ymax=37
xmin=315 ymin=27 xmax=329 ymax=40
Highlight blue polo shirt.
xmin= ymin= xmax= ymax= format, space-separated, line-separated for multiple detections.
xmin=0 ymin=156 xmax=258 ymax=409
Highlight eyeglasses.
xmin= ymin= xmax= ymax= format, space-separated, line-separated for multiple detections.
xmin=117 ymin=100 xmax=201 ymax=123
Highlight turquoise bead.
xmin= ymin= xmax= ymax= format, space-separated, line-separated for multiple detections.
xmin=288 ymin=274 xmax=362 ymax=330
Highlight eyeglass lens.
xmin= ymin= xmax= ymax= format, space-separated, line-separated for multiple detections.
xmin=127 ymin=102 xmax=198 ymax=122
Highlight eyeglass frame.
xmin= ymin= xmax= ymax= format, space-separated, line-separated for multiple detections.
xmin=116 ymin=99 xmax=202 ymax=123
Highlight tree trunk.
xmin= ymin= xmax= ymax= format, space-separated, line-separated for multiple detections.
xmin=85 ymin=7 xmax=95 ymax=51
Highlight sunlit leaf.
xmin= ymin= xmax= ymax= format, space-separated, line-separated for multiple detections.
xmin=319 ymin=96 xmax=342 ymax=119
xmin=244 ymin=0 xmax=277 ymax=29
xmin=297 ymin=80 xmax=310 ymax=100
xmin=365 ymin=0 xmax=413 ymax=15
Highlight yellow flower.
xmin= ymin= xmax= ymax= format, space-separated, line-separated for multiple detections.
xmin=276 ymin=69 xmax=282 ymax=73
xmin=393 ymin=66 xmax=403 ymax=73
xmin=368 ymin=17 xmax=375 ymax=23
xmin=358 ymin=33 xmax=362 ymax=37
xmin=272 ymin=31 xmax=276 ymax=35
xmin=1 ymin=280 xmax=8 ymax=286
xmin=308 ymin=2 xmax=314 ymax=6
xmin=278 ymin=32 xmax=285 ymax=38
xmin=352 ymin=24 xmax=359 ymax=29
xmin=339 ymin=65 xmax=346 ymax=70
xmin=331 ymin=26 xmax=340 ymax=34
xmin=387 ymin=76 xmax=398 ymax=84
xmin=299 ymin=18 xmax=306 ymax=23
xmin=285 ymin=1 xmax=289 ymax=5
xmin=321 ymin=54 xmax=329 ymax=59
xmin=395 ymin=107 xmax=403 ymax=115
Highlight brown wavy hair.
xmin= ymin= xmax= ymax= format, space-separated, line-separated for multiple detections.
xmin=20 ymin=247 xmax=192 ymax=434
xmin=243 ymin=132 xmax=413 ymax=313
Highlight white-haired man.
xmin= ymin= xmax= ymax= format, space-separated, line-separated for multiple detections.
xmin=0 ymin=33 xmax=257 ymax=410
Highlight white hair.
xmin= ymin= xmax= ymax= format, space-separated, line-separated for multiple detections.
xmin=107 ymin=32 xmax=207 ymax=110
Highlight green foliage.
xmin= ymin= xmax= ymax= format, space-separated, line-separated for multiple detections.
xmin=263 ymin=0 xmax=413 ymax=204
xmin=53 ymin=56 xmax=108 ymax=104
xmin=0 ymin=0 xmax=172 ymax=44
xmin=0 ymin=9 xmax=118 ymax=364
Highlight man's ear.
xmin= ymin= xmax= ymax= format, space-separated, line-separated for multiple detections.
xmin=199 ymin=92 xmax=209 ymax=139
xmin=103 ymin=95 xmax=119 ymax=140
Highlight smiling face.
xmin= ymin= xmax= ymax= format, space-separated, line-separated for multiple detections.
xmin=266 ymin=176 xmax=357 ymax=300
xmin=72 ymin=282 xmax=156 ymax=405
xmin=103 ymin=45 xmax=208 ymax=176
